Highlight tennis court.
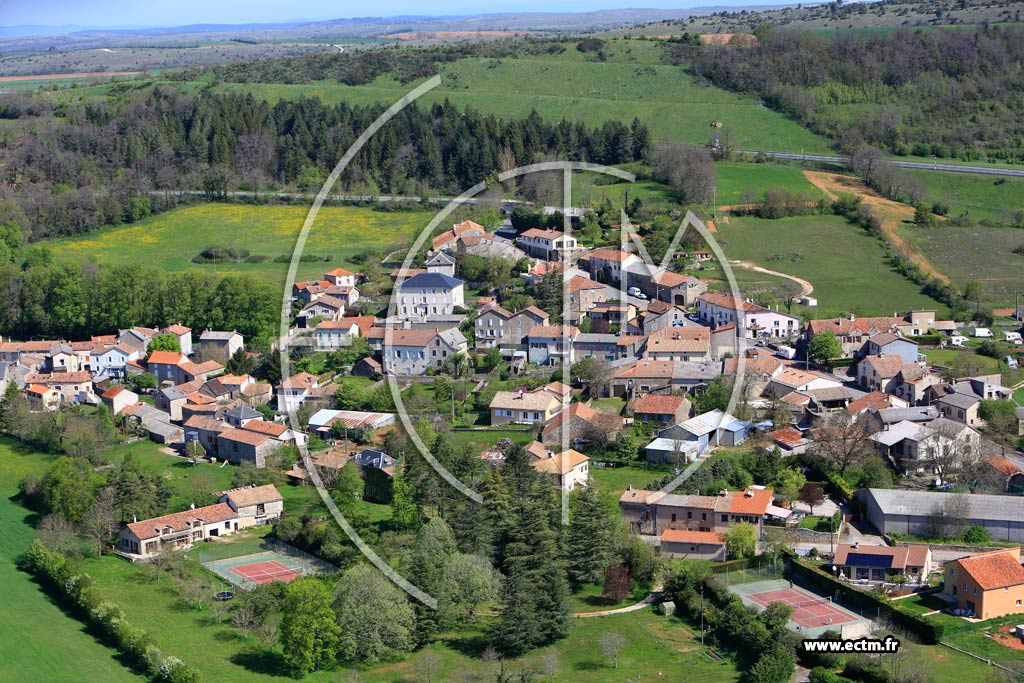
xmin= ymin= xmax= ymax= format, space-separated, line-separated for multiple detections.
xmin=747 ymin=587 xmax=857 ymax=629
xmin=200 ymin=539 xmax=337 ymax=590
xmin=228 ymin=559 xmax=303 ymax=585
xmin=729 ymin=578 xmax=872 ymax=638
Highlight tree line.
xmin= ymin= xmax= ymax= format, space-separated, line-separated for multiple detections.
xmin=678 ymin=23 xmax=1024 ymax=162
xmin=0 ymin=86 xmax=651 ymax=242
xmin=0 ymin=254 xmax=278 ymax=340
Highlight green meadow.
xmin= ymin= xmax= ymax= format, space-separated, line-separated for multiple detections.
xmin=713 ymin=214 xmax=946 ymax=317
xmin=44 ymin=203 xmax=433 ymax=284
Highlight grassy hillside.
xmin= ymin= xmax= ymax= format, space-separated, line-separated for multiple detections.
xmin=44 ymin=203 xmax=432 ymax=285
xmin=713 ymin=214 xmax=945 ymax=317
xmin=81 ymin=39 xmax=831 ymax=154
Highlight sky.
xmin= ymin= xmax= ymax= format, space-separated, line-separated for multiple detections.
xmin=1 ymin=0 xmax=778 ymax=27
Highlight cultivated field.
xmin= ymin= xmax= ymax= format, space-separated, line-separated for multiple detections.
xmin=713 ymin=214 xmax=946 ymax=317
xmin=43 ymin=203 xmax=433 ymax=284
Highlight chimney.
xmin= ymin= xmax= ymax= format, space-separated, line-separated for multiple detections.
xmin=719 ymin=489 xmax=728 ymax=497
xmin=190 ymin=503 xmax=195 ymax=509
xmin=849 ymin=314 xmax=856 ymax=322
xmin=745 ymin=489 xmax=754 ymax=498
xmin=133 ymin=515 xmax=137 ymax=523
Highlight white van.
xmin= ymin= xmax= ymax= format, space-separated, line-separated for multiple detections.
xmin=974 ymin=328 xmax=994 ymax=338
xmin=1004 ymin=331 xmax=1022 ymax=343
xmin=627 ymin=287 xmax=647 ymax=300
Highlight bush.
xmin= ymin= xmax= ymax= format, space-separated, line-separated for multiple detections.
xmin=810 ymin=667 xmax=857 ymax=683
xmin=963 ymin=525 xmax=991 ymax=544
xmin=191 ymin=244 xmax=250 ymax=263
xmin=842 ymin=654 xmax=892 ymax=683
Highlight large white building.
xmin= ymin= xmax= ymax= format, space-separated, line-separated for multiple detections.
xmin=696 ymin=293 xmax=800 ymax=340
xmin=395 ymin=272 xmax=465 ymax=320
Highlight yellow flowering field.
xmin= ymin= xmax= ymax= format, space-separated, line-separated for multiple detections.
xmin=44 ymin=203 xmax=433 ymax=283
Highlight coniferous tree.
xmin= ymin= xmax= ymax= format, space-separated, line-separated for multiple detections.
xmin=565 ymin=483 xmax=614 ymax=588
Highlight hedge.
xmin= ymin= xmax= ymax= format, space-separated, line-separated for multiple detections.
xmin=788 ymin=559 xmax=943 ymax=644
xmin=24 ymin=540 xmax=201 ymax=683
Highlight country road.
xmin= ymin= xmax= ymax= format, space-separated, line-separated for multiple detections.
xmin=738 ymin=150 xmax=1024 ymax=177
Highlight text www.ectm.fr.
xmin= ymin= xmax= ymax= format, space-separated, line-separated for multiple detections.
xmin=802 ymin=637 xmax=901 ymax=654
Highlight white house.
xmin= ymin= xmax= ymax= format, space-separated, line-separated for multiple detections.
xmin=314 ymin=318 xmax=363 ymax=349
xmin=696 ymin=293 xmax=800 ymax=340
xmin=530 ymin=448 xmax=590 ymax=491
xmin=324 ymin=268 xmax=357 ymax=288
xmin=93 ymin=344 xmax=139 ymax=379
xmin=115 ymin=502 xmax=239 ymax=559
xmin=164 ymin=324 xmax=193 ymax=356
xmin=518 ymin=228 xmax=579 ymax=261
xmin=101 ymin=386 xmax=139 ymax=416
xmin=526 ymin=325 xmax=579 ymax=365
xmin=276 ymin=372 xmax=319 ymax=412
xmin=395 ymin=272 xmax=466 ymax=320
xmin=382 ymin=328 xmax=468 ymax=375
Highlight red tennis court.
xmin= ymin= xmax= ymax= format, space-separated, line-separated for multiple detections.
xmin=228 ymin=559 xmax=302 ymax=585
xmin=746 ymin=587 xmax=857 ymax=629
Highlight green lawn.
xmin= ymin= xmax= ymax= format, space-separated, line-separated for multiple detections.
xmin=921 ymin=349 xmax=1006 ymax=375
xmin=908 ymin=170 xmax=1024 ymax=226
xmin=591 ymin=463 xmax=674 ymax=502
xmin=590 ymin=397 xmax=626 ymax=415
xmin=43 ymin=203 xmax=433 ymax=286
xmin=0 ymin=439 xmax=146 ymax=683
xmin=714 ymin=161 xmax=825 ymax=206
xmin=713 ymin=214 xmax=946 ymax=318
xmin=568 ymin=580 xmax=652 ymax=613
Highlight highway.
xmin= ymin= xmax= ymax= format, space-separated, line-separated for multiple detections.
xmin=738 ymin=150 xmax=1024 ymax=177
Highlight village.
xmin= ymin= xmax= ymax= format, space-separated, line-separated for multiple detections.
xmin=7 ymin=205 xmax=1024 ymax=641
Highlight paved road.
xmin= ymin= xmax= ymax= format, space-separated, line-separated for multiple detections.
xmin=737 ymin=150 xmax=1024 ymax=177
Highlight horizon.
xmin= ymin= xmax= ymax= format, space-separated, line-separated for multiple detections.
xmin=0 ymin=1 xmax=796 ymax=30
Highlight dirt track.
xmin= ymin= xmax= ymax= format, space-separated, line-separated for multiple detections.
xmin=802 ymin=171 xmax=950 ymax=284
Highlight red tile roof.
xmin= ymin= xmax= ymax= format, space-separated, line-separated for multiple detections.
xmin=661 ymin=529 xmax=725 ymax=545
xmin=954 ymin=548 xmax=1024 ymax=590
xmin=126 ymin=503 xmax=236 ymax=541
xmin=147 ymin=350 xmax=185 ymax=366
xmin=629 ymin=393 xmax=687 ymax=416
xmin=218 ymin=427 xmax=272 ymax=447
xmin=728 ymin=487 xmax=774 ymax=515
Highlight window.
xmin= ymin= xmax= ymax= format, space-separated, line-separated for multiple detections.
xmin=1017 ymin=600 xmax=1022 ymax=607
xmin=687 ymin=511 xmax=692 ymax=519
xmin=256 ymin=503 xmax=265 ymax=515
xmin=671 ymin=513 xmax=677 ymax=522
xmin=721 ymin=514 xmax=727 ymax=522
